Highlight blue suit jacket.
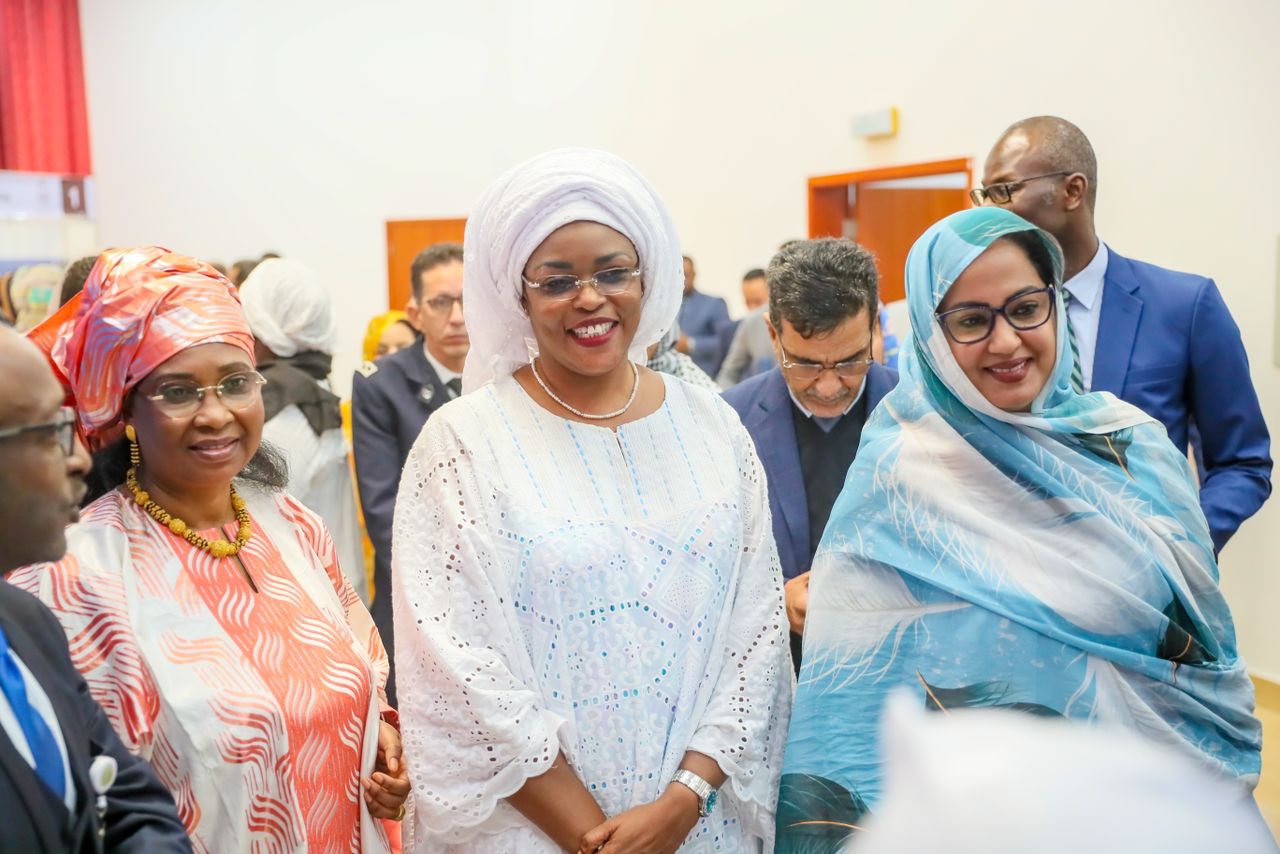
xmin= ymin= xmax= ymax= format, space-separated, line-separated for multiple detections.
xmin=350 ymin=342 xmax=453 ymax=703
xmin=724 ymin=364 xmax=898 ymax=579
xmin=1091 ymin=250 xmax=1271 ymax=553
xmin=0 ymin=582 xmax=189 ymax=853
xmin=677 ymin=290 xmax=731 ymax=376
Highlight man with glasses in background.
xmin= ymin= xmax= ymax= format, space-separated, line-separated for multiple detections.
xmin=724 ymin=238 xmax=897 ymax=669
xmin=0 ymin=326 xmax=189 ymax=852
xmin=977 ymin=116 xmax=1270 ymax=553
xmin=351 ymin=241 xmax=468 ymax=704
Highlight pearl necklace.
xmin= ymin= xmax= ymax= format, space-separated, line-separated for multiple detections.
xmin=530 ymin=358 xmax=639 ymax=421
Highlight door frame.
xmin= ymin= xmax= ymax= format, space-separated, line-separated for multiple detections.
xmin=807 ymin=157 xmax=972 ymax=238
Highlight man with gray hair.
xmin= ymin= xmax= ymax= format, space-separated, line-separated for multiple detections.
xmin=724 ymin=238 xmax=898 ymax=668
xmin=978 ymin=116 xmax=1270 ymax=553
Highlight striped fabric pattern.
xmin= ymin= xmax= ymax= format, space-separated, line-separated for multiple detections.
xmin=11 ymin=489 xmax=393 ymax=853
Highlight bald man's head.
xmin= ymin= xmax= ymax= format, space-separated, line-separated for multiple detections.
xmin=990 ymin=116 xmax=1098 ymax=210
xmin=0 ymin=326 xmax=89 ymax=572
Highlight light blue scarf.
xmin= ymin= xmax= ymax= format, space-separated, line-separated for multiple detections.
xmin=776 ymin=208 xmax=1261 ymax=853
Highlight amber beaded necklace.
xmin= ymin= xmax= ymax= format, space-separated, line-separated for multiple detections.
xmin=124 ymin=425 xmax=251 ymax=559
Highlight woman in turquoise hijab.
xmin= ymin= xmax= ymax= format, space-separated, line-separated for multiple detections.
xmin=776 ymin=207 xmax=1261 ymax=853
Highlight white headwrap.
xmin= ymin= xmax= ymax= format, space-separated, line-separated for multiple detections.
xmin=461 ymin=148 xmax=683 ymax=392
xmin=239 ymin=258 xmax=339 ymax=357
xmin=857 ymin=696 xmax=1276 ymax=854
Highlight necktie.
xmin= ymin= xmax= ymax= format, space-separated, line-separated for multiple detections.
xmin=1061 ymin=289 xmax=1085 ymax=393
xmin=0 ymin=625 xmax=65 ymax=800
xmin=446 ymin=377 xmax=462 ymax=397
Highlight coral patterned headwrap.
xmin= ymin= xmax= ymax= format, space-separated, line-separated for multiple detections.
xmin=27 ymin=247 xmax=254 ymax=451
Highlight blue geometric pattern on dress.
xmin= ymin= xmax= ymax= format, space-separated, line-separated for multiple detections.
xmin=777 ymin=207 xmax=1261 ymax=854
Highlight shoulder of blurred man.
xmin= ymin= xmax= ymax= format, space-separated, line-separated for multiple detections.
xmin=0 ymin=581 xmax=190 ymax=853
xmin=352 ymin=342 xmax=449 ymax=412
xmin=723 ymin=366 xmax=788 ymax=422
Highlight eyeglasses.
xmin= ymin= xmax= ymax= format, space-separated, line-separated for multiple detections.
xmin=0 ymin=406 xmax=76 ymax=456
xmin=936 ymin=287 xmax=1056 ymax=344
xmin=777 ymin=344 xmax=875 ymax=381
xmin=142 ymin=370 xmax=267 ymax=418
xmin=969 ymin=172 xmax=1071 ymax=206
xmin=521 ymin=267 xmax=641 ymax=302
xmin=423 ymin=294 xmax=463 ymax=314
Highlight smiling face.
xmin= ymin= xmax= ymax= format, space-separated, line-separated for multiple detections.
xmin=521 ymin=221 xmax=642 ymax=382
xmin=128 ymin=342 xmax=262 ymax=496
xmin=937 ymin=238 xmax=1057 ymax=412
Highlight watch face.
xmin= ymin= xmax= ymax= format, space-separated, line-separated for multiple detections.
xmin=704 ymin=789 xmax=717 ymax=815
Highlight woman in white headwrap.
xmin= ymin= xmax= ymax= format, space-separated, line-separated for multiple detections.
xmin=392 ymin=149 xmax=791 ymax=853
xmin=240 ymin=258 xmax=368 ymax=603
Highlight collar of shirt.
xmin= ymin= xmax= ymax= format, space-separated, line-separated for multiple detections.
xmin=1063 ymin=240 xmax=1109 ymax=310
xmin=423 ymin=343 xmax=462 ymax=385
xmin=787 ymin=376 xmax=867 ymax=433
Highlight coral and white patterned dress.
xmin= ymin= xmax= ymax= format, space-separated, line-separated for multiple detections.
xmin=11 ymin=488 xmax=394 ymax=854
xmin=392 ymin=373 xmax=792 ymax=853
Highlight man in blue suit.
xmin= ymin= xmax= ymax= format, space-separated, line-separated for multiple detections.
xmin=675 ymin=255 xmax=731 ymax=376
xmin=0 ymin=327 xmax=189 ymax=853
xmin=352 ymin=242 xmax=468 ymax=704
xmin=724 ymin=238 xmax=898 ymax=667
xmin=980 ymin=116 xmax=1271 ymax=553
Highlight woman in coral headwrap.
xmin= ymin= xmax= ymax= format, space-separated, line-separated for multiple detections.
xmin=11 ymin=247 xmax=410 ymax=852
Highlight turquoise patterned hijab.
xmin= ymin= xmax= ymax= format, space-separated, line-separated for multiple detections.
xmin=776 ymin=208 xmax=1260 ymax=853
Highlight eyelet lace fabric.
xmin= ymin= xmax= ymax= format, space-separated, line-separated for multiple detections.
xmin=392 ymin=373 xmax=791 ymax=852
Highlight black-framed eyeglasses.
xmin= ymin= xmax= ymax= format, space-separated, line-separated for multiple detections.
xmin=969 ymin=172 xmax=1072 ymax=206
xmin=142 ymin=370 xmax=267 ymax=419
xmin=423 ymin=294 xmax=463 ymax=314
xmin=777 ymin=343 xmax=875 ymax=380
xmin=0 ymin=406 xmax=76 ymax=456
xmin=521 ymin=267 xmax=641 ymax=302
xmin=936 ymin=286 xmax=1056 ymax=344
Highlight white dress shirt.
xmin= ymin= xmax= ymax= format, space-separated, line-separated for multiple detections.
xmin=1062 ymin=241 xmax=1109 ymax=392
xmin=0 ymin=649 xmax=76 ymax=810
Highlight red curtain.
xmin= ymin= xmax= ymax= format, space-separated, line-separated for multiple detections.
xmin=0 ymin=0 xmax=91 ymax=175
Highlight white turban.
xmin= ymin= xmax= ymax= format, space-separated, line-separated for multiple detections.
xmin=856 ymin=695 xmax=1276 ymax=854
xmin=239 ymin=258 xmax=338 ymax=357
xmin=461 ymin=148 xmax=683 ymax=392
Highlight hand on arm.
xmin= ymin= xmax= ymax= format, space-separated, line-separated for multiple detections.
xmin=578 ymin=752 xmax=724 ymax=854
xmin=506 ymin=752 xmax=607 ymax=853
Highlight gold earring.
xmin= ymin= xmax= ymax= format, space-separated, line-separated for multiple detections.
xmin=125 ymin=424 xmax=140 ymax=466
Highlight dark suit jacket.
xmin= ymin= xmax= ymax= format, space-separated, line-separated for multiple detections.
xmin=0 ymin=581 xmax=189 ymax=853
xmin=677 ymin=290 xmax=732 ymax=376
xmin=724 ymin=364 xmax=898 ymax=579
xmin=1093 ymin=250 xmax=1271 ymax=552
xmin=350 ymin=343 xmax=452 ymax=700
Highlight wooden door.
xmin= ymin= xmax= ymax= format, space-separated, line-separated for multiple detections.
xmin=855 ymin=186 xmax=970 ymax=303
xmin=385 ymin=218 xmax=467 ymax=310
xmin=808 ymin=159 xmax=972 ymax=304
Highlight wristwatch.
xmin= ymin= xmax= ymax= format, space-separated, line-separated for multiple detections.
xmin=671 ymin=769 xmax=718 ymax=817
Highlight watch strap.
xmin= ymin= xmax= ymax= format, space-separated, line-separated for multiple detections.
xmin=671 ymin=769 xmax=716 ymax=817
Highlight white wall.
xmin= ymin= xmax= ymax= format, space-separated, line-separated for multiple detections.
xmin=80 ymin=0 xmax=1280 ymax=675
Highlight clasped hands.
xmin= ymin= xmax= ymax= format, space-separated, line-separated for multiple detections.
xmin=576 ymin=783 xmax=701 ymax=854
xmin=362 ymin=720 xmax=412 ymax=820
